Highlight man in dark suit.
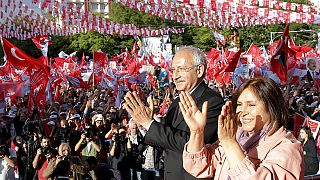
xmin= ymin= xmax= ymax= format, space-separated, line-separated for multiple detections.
xmin=124 ymin=46 xmax=224 ymax=180
xmin=306 ymin=57 xmax=319 ymax=82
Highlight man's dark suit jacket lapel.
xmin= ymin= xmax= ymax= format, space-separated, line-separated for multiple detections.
xmin=172 ymin=81 xmax=207 ymax=128
xmin=165 ymin=97 xmax=179 ymax=126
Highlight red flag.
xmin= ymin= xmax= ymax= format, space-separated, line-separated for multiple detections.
xmin=158 ymin=99 xmax=167 ymax=116
xmin=213 ymin=49 xmax=241 ymax=78
xmin=215 ymin=72 xmax=232 ymax=86
xmin=0 ymin=62 xmax=14 ymax=83
xmin=52 ymin=78 xmax=63 ymax=88
xmin=34 ymin=85 xmax=46 ymax=114
xmin=288 ymin=45 xmax=312 ymax=64
xmin=93 ymin=51 xmax=106 ymax=67
xmin=31 ymin=35 xmax=52 ymax=49
xmin=81 ymin=52 xmax=85 ymax=67
xmin=159 ymin=53 xmax=166 ymax=68
xmin=246 ymin=43 xmax=265 ymax=67
xmin=207 ymin=48 xmax=220 ymax=63
xmin=131 ymin=41 xmax=138 ymax=55
xmin=66 ymin=75 xmax=88 ymax=88
xmin=38 ymin=56 xmax=48 ymax=66
xmin=206 ymin=48 xmax=221 ymax=81
xmin=224 ymin=49 xmax=241 ymax=72
xmin=127 ymin=55 xmax=141 ymax=75
xmin=0 ymin=91 xmax=4 ymax=100
xmin=304 ymin=116 xmax=320 ymax=139
xmin=119 ymin=48 xmax=131 ymax=65
xmin=147 ymin=73 xmax=156 ymax=88
xmin=88 ymin=70 xmax=103 ymax=85
xmin=147 ymin=52 xmax=157 ymax=66
xmin=270 ymin=24 xmax=290 ymax=84
xmin=54 ymin=86 xmax=62 ymax=104
xmin=305 ymin=51 xmax=318 ymax=59
xmin=30 ymin=69 xmax=48 ymax=87
xmin=268 ymin=40 xmax=280 ymax=56
xmin=0 ymin=80 xmax=29 ymax=99
xmin=27 ymin=93 xmax=34 ymax=113
xmin=54 ymin=57 xmax=75 ymax=67
xmin=1 ymin=37 xmax=49 ymax=75
xmin=63 ymin=62 xmax=78 ymax=73
xmin=290 ymin=45 xmax=313 ymax=54
xmin=30 ymin=69 xmax=48 ymax=113
xmin=293 ymin=112 xmax=305 ymax=138
xmin=287 ymin=53 xmax=298 ymax=70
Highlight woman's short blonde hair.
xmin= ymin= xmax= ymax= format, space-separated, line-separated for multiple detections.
xmin=58 ymin=143 xmax=71 ymax=156
xmin=128 ymin=119 xmax=137 ymax=129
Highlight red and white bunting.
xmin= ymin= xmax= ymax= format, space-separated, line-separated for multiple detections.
xmin=0 ymin=0 xmax=185 ymax=40
xmin=115 ymin=0 xmax=320 ymax=28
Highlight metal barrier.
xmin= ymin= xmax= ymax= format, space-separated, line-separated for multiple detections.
xmin=304 ymin=174 xmax=320 ymax=180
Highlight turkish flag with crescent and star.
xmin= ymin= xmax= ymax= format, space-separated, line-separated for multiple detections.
xmin=1 ymin=37 xmax=49 ymax=75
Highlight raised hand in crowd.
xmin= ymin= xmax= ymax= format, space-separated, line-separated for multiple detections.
xmin=105 ymin=123 xmax=119 ymax=139
xmin=178 ymin=91 xmax=208 ymax=152
xmin=123 ymin=91 xmax=154 ymax=128
xmin=311 ymin=107 xmax=320 ymax=117
xmin=92 ymin=95 xmax=98 ymax=108
xmin=86 ymin=97 xmax=92 ymax=109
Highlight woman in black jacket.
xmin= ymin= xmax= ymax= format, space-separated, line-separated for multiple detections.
xmin=300 ymin=126 xmax=319 ymax=175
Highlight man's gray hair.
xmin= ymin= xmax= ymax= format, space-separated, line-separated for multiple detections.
xmin=178 ymin=46 xmax=207 ymax=67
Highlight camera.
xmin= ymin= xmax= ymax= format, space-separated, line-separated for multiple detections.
xmin=113 ymin=133 xmax=121 ymax=142
xmin=81 ymin=125 xmax=94 ymax=140
xmin=114 ymin=131 xmax=126 ymax=143
xmin=136 ymin=154 xmax=146 ymax=165
xmin=41 ymin=148 xmax=50 ymax=156
xmin=23 ymin=119 xmax=39 ymax=135
xmin=85 ymin=131 xmax=93 ymax=138
xmin=61 ymin=155 xmax=69 ymax=161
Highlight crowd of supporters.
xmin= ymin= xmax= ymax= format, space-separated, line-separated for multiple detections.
xmin=0 ymin=68 xmax=173 ymax=180
xmin=0 ymin=66 xmax=319 ymax=180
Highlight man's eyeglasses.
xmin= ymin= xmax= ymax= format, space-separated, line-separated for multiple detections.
xmin=169 ymin=65 xmax=198 ymax=74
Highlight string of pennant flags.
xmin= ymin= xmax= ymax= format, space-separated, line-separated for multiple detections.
xmin=115 ymin=0 xmax=320 ymax=28
xmin=1 ymin=0 xmax=320 ymax=40
xmin=175 ymin=0 xmax=320 ymax=15
xmin=0 ymin=0 xmax=185 ymax=40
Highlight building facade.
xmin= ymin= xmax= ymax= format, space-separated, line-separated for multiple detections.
xmin=67 ymin=0 xmax=110 ymax=18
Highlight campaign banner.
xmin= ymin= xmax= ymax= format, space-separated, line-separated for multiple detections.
xmin=293 ymin=112 xmax=305 ymax=138
xmin=303 ymin=116 xmax=320 ymax=139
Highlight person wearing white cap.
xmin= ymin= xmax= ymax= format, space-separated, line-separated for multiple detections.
xmin=46 ymin=120 xmax=59 ymax=148
xmin=49 ymin=115 xmax=58 ymax=121
xmin=92 ymin=114 xmax=109 ymax=162
xmin=67 ymin=114 xmax=81 ymax=133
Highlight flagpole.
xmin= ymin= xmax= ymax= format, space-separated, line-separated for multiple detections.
xmin=93 ymin=50 xmax=95 ymax=88
xmin=284 ymin=24 xmax=290 ymax=102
